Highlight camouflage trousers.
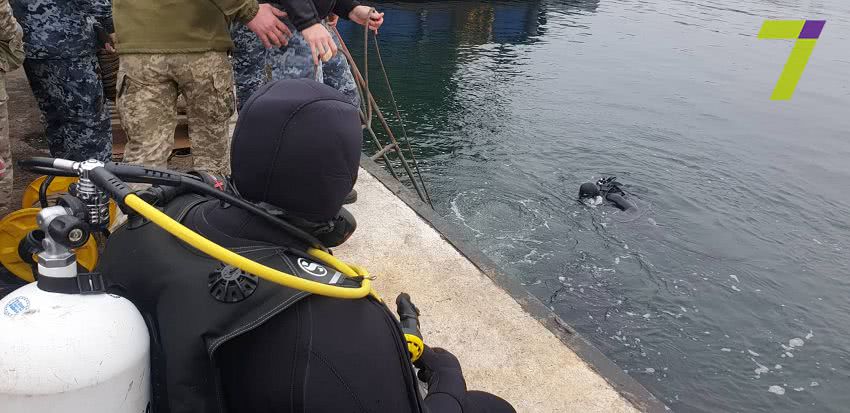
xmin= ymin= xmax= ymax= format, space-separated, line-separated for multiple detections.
xmin=230 ymin=21 xmax=360 ymax=110
xmin=117 ymin=52 xmax=235 ymax=175
xmin=23 ymin=55 xmax=112 ymax=162
xmin=0 ymin=72 xmax=11 ymax=214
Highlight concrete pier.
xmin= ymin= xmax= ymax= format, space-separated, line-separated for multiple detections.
xmin=4 ymin=66 xmax=664 ymax=412
xmin=337 ymin=163 xmax=666 ymax=412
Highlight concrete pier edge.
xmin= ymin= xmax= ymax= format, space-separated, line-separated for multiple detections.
xmin=359 ymin=156 xmax=669 ymax=413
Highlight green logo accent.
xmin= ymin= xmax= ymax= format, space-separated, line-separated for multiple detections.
xmin=758 ymin=20 xmax=825 ymax=100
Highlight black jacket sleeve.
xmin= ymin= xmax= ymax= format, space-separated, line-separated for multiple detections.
xmin=333 ymin=0 xmax=360 ymax=20
xmin=280 ymin=0 xmax=322 ymax=31
xmin=282 ymin=0 xmax=362 ymax=31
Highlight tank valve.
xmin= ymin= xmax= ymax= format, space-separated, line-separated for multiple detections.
xmin=47 ymin=215 xmax=90 ymax=249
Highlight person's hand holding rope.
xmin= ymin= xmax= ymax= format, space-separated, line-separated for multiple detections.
xmin=326 ymin=13 xmax=339 ymax=29
xmin=303 ymin=23 xmax=337 ymax=65
xmin=349 ymin=6 xmax=384 ymax=34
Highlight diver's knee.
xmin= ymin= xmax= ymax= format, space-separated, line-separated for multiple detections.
xmin=464 ymin=390 xmax=517 ymax=413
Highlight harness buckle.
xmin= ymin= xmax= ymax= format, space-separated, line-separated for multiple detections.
xmin=76 ymin=272 xmax=107 ymax=294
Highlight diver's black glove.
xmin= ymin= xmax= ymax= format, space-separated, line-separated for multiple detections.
xmin=415 ymin=347 xmax=468 ymax=403
xmin=416 ymin=347 xmax=518 ymax=413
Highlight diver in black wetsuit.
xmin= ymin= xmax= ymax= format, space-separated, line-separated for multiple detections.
xmin=578 ymin=177 xmax=636 ymax=211
xmin=101 ymin=79 xmax=515 ymax=413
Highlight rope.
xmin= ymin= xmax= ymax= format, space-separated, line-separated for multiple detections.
xmin=333 ymin=26 xmax=400 ymax=183
xmin=331 ymin=20 xmax=434 ymax=208
xmin=363 ymin=14 xmax=373 ymax=126
xmin=372 ymin=37 xmax=433 ymax=206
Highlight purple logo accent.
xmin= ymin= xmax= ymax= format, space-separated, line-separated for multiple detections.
xmin=799 ymin=20 xmax=826 ymax=39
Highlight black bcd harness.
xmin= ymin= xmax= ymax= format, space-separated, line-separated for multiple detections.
xmin=98 ymin=193 xmax=363 ymax=413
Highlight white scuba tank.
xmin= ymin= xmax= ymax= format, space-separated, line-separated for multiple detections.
xmin=0 ymin=282 xmax=151 ymax=413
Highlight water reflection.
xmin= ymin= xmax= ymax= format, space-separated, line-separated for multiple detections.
xmin=340 ymin=1 xmax=850 ymax=412
xmin=340 ymin=0 xmax=602 ymax=162
xmin=341 ymin=0 xmax=604 ymax=46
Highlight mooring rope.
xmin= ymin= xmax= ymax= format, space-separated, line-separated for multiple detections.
xmin=371 ymin=37 xmax=433 ymax=206
xmin=332 ymin=19 xmax=434 ymax=208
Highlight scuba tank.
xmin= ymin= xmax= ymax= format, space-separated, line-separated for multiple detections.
xmin=0 ymin=157 xmax=374 ymax=412
xmin=1 ymin=157 xmax=419 ymax=412
xmin=0 ymin=160 xmax=150 ymax=412
xmin=0 ymin=284 xmax=150 ymax=412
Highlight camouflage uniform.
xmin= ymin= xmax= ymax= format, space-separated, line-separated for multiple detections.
xmin=0 ymin=0 xmax=23 ymax=214
xmin=117 ymin=52 xmax=235 ymax=175
xmin=10 ymin=0 xmax=113 ymax=162
xmin=230 ymin=10 xmax=359 ymax=110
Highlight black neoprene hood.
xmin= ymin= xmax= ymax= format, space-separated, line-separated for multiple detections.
xmin=231 ymin=79 xmax=362 ymax=222
xmin=579 ymin=182 xmax=600 ymax=199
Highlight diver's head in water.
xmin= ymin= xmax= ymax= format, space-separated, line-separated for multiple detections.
xmin=579 ymin=182 xmax=600 ymax=200
xmin=230 ymin=79 xmax=363 ymax=246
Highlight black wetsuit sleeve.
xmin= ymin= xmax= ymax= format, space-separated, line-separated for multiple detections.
xmin=606 ymin=193 xmax=635 ymax=211
xmin=424 ymin=393 xmax=463 ymax=413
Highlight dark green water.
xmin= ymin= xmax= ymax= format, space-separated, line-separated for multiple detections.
xmin=340 ymin=1 xmax=850 ymax=411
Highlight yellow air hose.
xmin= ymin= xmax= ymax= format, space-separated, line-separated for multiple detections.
xmin=123 ymin=194 xmax=374 ymax=299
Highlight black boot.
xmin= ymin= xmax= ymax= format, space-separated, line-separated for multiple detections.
xmin=343 ymin=189 xmax=357 ymax=205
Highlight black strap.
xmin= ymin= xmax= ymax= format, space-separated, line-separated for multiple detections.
xmin=37 ymin=272 xmax=108 ymax=295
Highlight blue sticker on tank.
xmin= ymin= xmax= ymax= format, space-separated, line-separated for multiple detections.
xmin=3 ymin=296 xmax=30 ymax=317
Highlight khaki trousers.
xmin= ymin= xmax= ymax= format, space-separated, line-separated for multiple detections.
xmin=117 ymin=51 xmax=235 ymax=175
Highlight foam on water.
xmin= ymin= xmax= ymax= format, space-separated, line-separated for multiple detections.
xmin=768 ymin=386 xmax=785 ymax=395
xmin=752 ymin=358 xmax=770 ymax=377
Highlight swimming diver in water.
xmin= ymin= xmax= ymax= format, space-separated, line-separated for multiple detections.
xmin=578 ymin=176 xmax=636 ymax=211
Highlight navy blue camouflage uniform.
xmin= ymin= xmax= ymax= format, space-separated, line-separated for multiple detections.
xmin=11 ymin=0 xmax=112 ymax=162
xmin=230 ymin=1 xmax=360 ymax=110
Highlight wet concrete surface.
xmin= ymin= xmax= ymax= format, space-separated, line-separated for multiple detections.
xmin=3 ymin=68 xmax=646 ymax=411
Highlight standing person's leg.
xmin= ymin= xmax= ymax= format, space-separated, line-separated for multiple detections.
xmin=269 ymin=27 xmax=359 ymax=105
xmin=322 ymin=29 xmax=360 ymax=106
xmin=269 ymin=30 xmax=320 ymax=83
xmin=230 ymin=22 xmax=269 ymax=111
xmin=0 ymin=72 xmax=11 ymax=214
xmin=62 ymin=55 xmax=112 ymax=162
xmin=22 ymin=57 xmax=112 ymax=162
xmin=23 ymin=59 xmax=66 ymax=159
xmin=117 ymin=54 xmax=179 ymax=169
xmin=177 ymin=52 xmax=235 ymax=175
